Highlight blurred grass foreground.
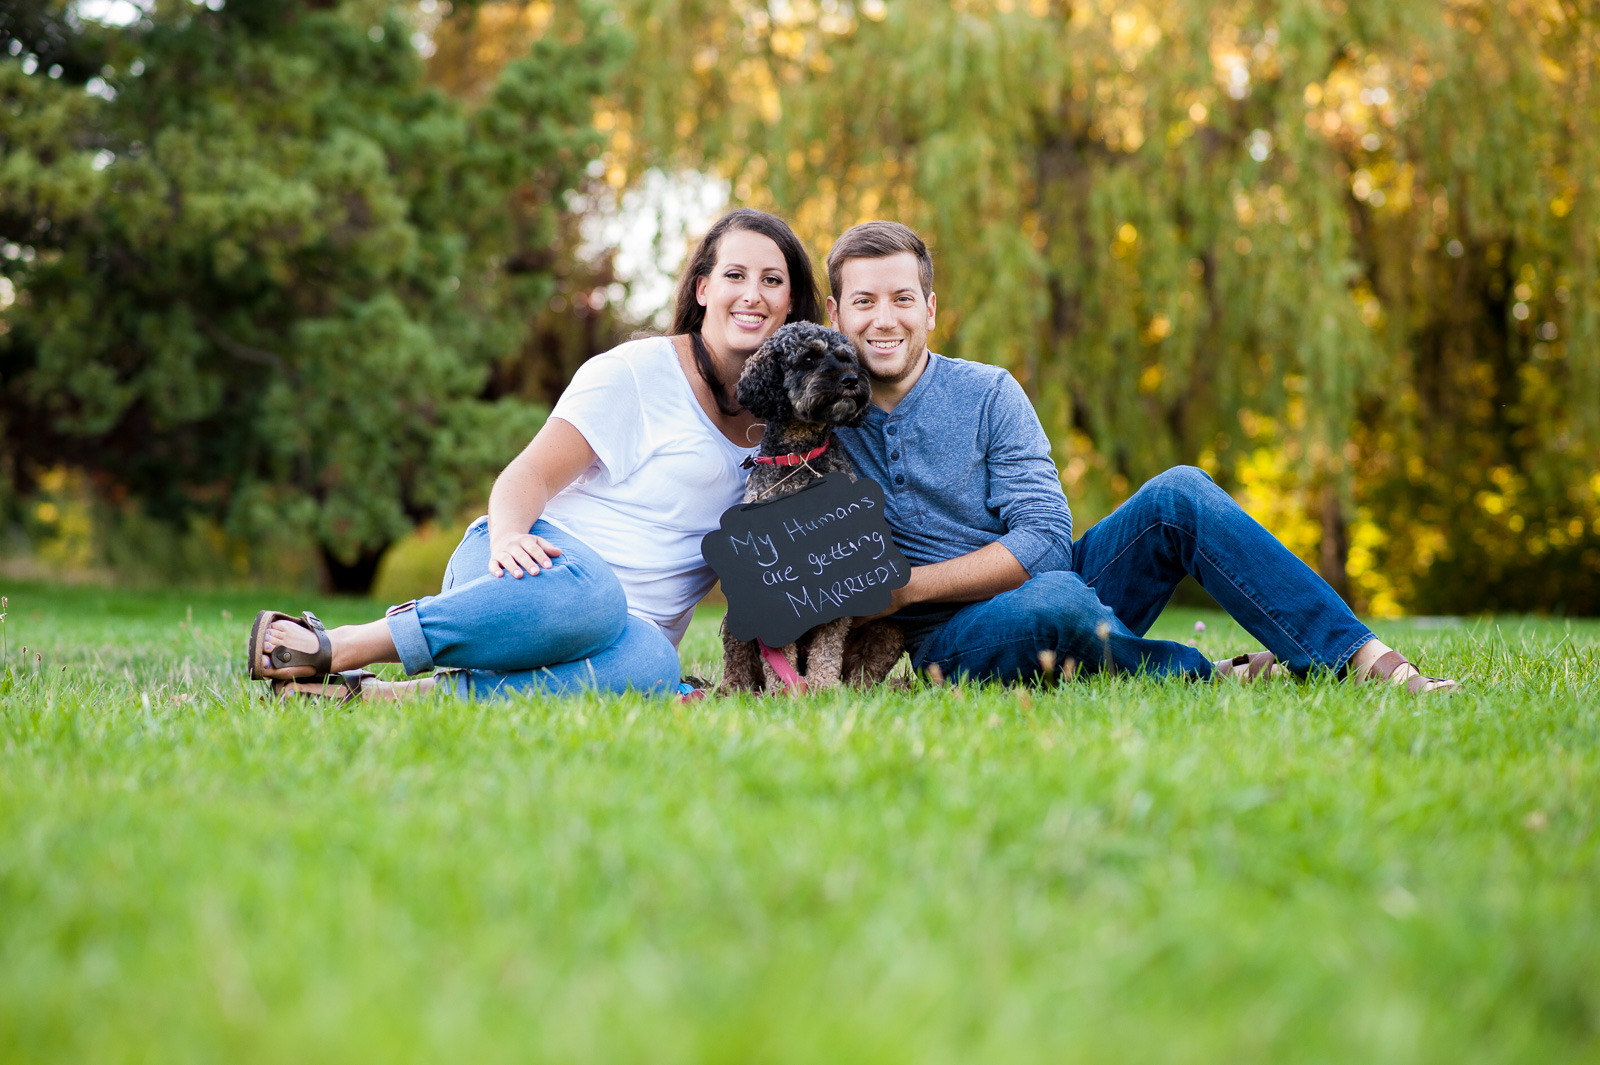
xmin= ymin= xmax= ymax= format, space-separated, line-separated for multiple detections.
xmin=2 ymin=0 xmax=1598 ymax=613
xmin=2 ymin=583 xmax=1599 ymax=1062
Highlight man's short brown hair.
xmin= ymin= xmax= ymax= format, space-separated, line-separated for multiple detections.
xmin=826 ymin=221 xmax=933 ymax=300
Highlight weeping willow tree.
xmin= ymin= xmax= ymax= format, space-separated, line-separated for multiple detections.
xmin=560 ymin=0 xmax=1596 ymax=613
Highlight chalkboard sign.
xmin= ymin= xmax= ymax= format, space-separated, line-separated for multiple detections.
xmin=702 ymin=472 xmax=911 ymax=647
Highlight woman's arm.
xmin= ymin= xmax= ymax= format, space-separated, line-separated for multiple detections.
xmin=486 ymin=417 xmax=599 ymax=578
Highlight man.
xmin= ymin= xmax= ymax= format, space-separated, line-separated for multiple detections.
xmin=827 ymin=220 xmax=1454 ymax=692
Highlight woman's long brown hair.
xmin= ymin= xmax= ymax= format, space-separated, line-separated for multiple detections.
xmin=669 ymin=209 xmax=825 ymax=416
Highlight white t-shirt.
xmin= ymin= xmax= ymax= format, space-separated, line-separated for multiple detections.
xmin=540 ymin=336 xmax=756 ymax=645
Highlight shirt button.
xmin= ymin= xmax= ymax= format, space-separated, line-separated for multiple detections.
xmin=886 ymin=425 xmax=897 ymax=436
xmin=890 ymin=451 xmax=899 ymax=461
xmin=894 ymin=474 xmax=905 ymax=486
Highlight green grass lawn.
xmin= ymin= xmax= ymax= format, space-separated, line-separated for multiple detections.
xmin=2 ymin=580 xmax=1597 ymax=1063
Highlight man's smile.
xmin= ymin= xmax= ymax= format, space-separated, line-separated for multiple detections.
xmin=827 ymin=250 xmax=936 ymax=409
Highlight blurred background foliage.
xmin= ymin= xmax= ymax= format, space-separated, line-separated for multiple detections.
xmin=0 ymin=0 xmax=627 ymax=592
xmin=3 ymin=0 xmax=1598 ymax=614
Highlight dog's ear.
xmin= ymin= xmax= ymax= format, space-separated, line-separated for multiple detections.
xmin=736 ymin=341 xmax=791 ymax=421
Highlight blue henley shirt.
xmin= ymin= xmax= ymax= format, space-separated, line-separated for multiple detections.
xmin=834 ymin=352 xmax=1075 ymax=650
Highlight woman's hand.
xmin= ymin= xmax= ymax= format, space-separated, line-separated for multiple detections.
xmin=489 ymin=533 xmax=564 ymax=578
xmin=484 ymin=418 xmax=596 ymax=579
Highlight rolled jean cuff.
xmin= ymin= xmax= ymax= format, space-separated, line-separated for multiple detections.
xmin=384 ymin=600 xmax=435 ymax=675
xmin=435 ymin=667 xmax=471 ymax=698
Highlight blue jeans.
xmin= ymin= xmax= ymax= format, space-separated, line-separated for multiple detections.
xmin=915 ymin=466 xmax=1375 ymax=682
xmin=384 ymin=518 xmax=681 ymax=699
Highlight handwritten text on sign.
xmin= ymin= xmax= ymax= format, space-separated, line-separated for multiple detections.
xmin=701 ymin=473 xmax=911 ymax=647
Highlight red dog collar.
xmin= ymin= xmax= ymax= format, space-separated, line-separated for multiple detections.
xmin=746 ymin=441 xmax=829 ymax=468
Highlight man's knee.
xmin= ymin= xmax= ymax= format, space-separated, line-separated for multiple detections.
xmin=1005 ymin=571 xmax=1116 ymax=643
xmin=921 ymin=572 xmax=1120 ymax=681
xmin=1132 ymin=465 xmax=1232 ymax=523
xmin=1149 ymin=464 xmax=1218 ymax=497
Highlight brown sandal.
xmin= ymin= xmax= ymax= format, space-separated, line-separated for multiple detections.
xmin=1358 ymin=650 xmax=1458 ymax=694
xmin=271 ymin=669 xmax=376 ymax=703
xmin=1214 ymin=651 xmax=1283 ymax=681
xmin=247 ymin=610 xmax=333 ymax=680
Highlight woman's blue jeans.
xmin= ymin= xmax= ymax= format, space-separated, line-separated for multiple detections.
xmin=916 ymin=466 xmax=1376 ymax=683
xmin=383 ymin=518 xmax=681 ymax=699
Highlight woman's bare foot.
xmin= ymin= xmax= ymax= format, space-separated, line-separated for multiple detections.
xmin=260 ymin=616 xmax=402 ymax=679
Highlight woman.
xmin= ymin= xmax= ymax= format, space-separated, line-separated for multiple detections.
xmin=248 ymin=209 xmax=824 ymax=699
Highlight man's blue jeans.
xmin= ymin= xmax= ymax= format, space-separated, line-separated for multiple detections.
xmin=915 ymin=466 xmax=1375 ymax=682
xmin=384 ymin=518 xmax=681 ymax=699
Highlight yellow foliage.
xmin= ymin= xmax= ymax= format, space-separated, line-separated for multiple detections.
xmin=29 ymin=467 xmax=96 ymax=572
xmin=1346 ymin=509 xmax=1402 ymax=617
xmin=427 ymin=0 xmax=553 ymax=97
xmin=372 ymin=523 xmax=462 ymax=604
xmin=1234 ymin=447 xmax=1322 ymax=570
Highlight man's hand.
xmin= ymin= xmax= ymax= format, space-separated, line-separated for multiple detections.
xmin=852 ymin=582 xmax=916 ymax=625
xmin=489 ymin=533 xmax=563 ymax=578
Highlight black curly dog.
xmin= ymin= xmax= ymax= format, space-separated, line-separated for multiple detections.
xmin=720 ymin=321 xmax=906 ymax=694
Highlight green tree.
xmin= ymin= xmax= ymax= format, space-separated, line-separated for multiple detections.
xmin=0 ymin=0 xmax=620 ymax=591
xmin=600 ymin=0 xmax=1599 ymax=613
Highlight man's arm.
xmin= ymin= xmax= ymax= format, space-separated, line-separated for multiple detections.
xmin=897 ymin=540 xmax=1028 ymax=607
xmin=858 ymin=541 xmax=1028 ymax=623
xmin=862 ymin=372 xmax=1070 ymax=622
xmin=983 ymin=374 xmax=1075 ymax=577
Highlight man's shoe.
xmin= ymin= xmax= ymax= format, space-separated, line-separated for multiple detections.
xmin=1212 ymin=651 xmax=1286 ymax=681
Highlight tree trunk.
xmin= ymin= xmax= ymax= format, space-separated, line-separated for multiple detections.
xmin=319 ymin=545 xmax=388 ymax=597
xmin=1318 ymin=483 xmax=1352 ymax=606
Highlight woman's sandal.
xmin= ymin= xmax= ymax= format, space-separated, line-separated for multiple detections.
xmin=1357 ymin=650 xmax=1459 ymax=694
xmin=1213 ymin=650 xmax=1285 ymax=681
xmin=271 ymin=670 xmax=378 ymax=703
xmin=247 ymin=610 xmax=332 ymax=681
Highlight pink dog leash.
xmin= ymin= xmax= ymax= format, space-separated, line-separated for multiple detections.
xmin=756 ymin=638 xmax=807 ymax=695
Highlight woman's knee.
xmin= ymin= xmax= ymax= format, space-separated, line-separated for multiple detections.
xmin=543 ymin=573 xmax=630 ymax=658
xmin=461 ymin=555 xmax=628 ymax=662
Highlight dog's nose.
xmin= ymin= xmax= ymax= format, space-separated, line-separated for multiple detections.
xmin=840 ymin=372 xmax=858 ymax=385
